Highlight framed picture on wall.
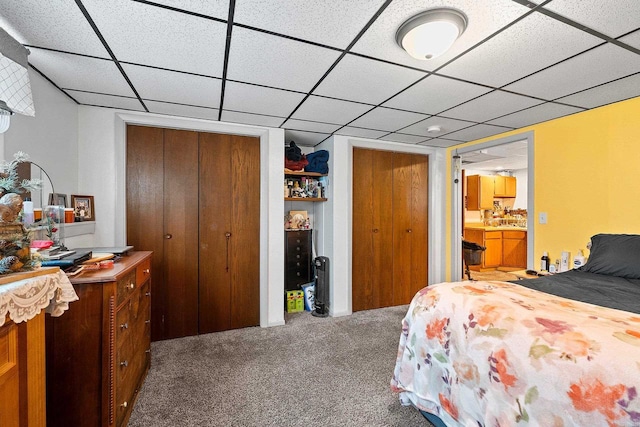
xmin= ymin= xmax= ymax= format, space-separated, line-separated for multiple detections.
xmin=48 ymin=193 xmax=68 ymax=207
xmin=71 ymin=195 xmax=95 ymax=221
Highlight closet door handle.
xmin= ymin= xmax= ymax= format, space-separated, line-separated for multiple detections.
xmin=406 ymin=229 xmax=412 ymax=233
xmin=225 ymin=232 xmax=232 ymax=272
xmin=164 ymin=234 xmax=172 ymax=239
xmin=372 ymin=229 xmax=379 ymax=233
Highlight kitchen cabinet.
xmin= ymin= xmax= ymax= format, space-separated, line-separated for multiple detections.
xmin=464 ymin=228 xmax=527 ymax=270
xmin=46 ymin=252 xmax=152 ymax=427
xmin=352 ymin=148 xmax=428 ymax=311
xmin=466 ymin=175 xmax=494 ymax=210
xmin=502 ymin=230 xmax=527 ymax=268
xmin=494 ymin=176 xmax=516 ymax=198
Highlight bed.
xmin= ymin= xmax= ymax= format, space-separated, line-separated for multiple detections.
xmin=392 ymin=234 xmax=640 ymax=426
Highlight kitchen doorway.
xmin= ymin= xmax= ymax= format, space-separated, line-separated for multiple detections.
xmin=451 ymin=131 xmax=534 ymax=281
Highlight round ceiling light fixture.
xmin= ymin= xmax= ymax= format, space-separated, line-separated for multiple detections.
xmin=396 ymin=8 xmax=467 ymax=60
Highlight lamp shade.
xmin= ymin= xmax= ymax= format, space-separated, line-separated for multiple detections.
xmin=396 ymin=8 xmax=467 ymax=61
xmin=0 ymin=28 xmax=35 ymax=118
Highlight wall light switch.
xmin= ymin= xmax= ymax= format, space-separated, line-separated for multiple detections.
xmin=539 ymin=212 xmax=547 ymax=224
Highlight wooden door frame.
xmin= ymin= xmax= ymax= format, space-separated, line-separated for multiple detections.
xmin=450 ymin=131 xmax=535 ymax=281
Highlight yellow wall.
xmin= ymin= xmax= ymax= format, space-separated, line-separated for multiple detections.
xmin=446 ymin=96 xmax=640 ymax=278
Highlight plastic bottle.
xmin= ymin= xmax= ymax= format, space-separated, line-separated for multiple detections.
xmin=540 ymin=251 xmax=550 ymax=271
xmin=573 ymin=250 xmax=586 ymax=269
xmin=22 ymin=198 xmax=34 ymax=225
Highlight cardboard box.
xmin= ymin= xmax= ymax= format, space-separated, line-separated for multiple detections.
xmin=286 ymin=290 xmax=304 ymax=313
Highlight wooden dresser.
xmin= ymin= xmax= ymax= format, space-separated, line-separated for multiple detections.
xmin=46 ymin=251 xmax=152 ymax=427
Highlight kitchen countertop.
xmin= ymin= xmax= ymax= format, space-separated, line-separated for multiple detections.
xmin=464 ymin=225 xmax=527 ymax=232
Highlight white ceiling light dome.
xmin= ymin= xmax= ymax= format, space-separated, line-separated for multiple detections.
xmin=396 ymin=8 xmax=468 ymax=61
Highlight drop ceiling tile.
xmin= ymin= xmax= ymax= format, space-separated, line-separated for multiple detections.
xmin=285 ymin=129 xmax=330 ymax=146
xmin=335 ymin=127 xmax=388 ymax=139
xmin=555 ymin=73 xmax=640 ymax=109
xmin=543 ymin=0 xmax=640 ymax=38
xmin=83 ymin=0 xmax=227 ymax=76
xmin=349 ymin=107 xmax=428 ymax=132
xmin=443 ymin=91 xmax=542 ymax=123
xmin=383 ymin=75 xmax=491 ymax=115
xmin=66 ymin=90 xmax=145 ymax=111
xmin=291 ymin=96 xmax=372 ymax=125
xmin=226 ymin=27 xmax=341 ymax=92
xmin=379 ymin=133 xmax=427 ymax=144
xmin=0 ymin=1 xmax=109 ymax=57
xmin=221 ymin=110 xmax=284 ymax=127
xmin=419 ymin=138 xmax=464 ymax=148
xmin=282 ymin=119 xmax=341 ymax=134
xmin=487 ymin=102 xmax=583 ymax=128
xmin=145 ymin=0 xmax=230 ymax=19
xmin=443 ymin=124 xmax=512 ymax=142
xmin=145 ymin=100 xmax=219 ymax=120
xmin=28 ymin=48 xmax=134 ymax=96
xmin=222 ymin=81 xmax=305 ymax=117
xmin=314 ymin=54 xmax=425 ymax=104
xmin=400 ymin=116 xmax=475 ymax=137
xmin=123 ymin=64 xmax=221 ymax=108
xmin=234 ymin=0 xmax=386 ymax=49
xmin=504 ymin=43 xmax=640 ymax=100
xmin=351 ymin=0 xmax=530 ymax=71
xmin=438 ymin=12 xmax=601 ymax=87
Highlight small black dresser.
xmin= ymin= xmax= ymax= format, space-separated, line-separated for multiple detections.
xmin=285 ymin=229 xmax=312 ymax=291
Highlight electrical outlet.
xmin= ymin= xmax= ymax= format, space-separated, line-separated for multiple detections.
xmin=539 ymin=212 xmax=547 ymax=224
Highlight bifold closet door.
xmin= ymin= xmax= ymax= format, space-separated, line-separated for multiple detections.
xmin=352 ymin=148 xmax=393 ymax=311
xmin=163 ymin=129 xmax=200 ymax=338
xmin=126 ymin=126 xmax=199 ymax=341
xmin=198 ymin=133 xmax=260 ymax=333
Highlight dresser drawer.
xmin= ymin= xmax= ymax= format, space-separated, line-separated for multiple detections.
xmin=116 ymin=271 xmax=137 ymax=306
xmin=136 ymin=257 xmax=151 ymax=286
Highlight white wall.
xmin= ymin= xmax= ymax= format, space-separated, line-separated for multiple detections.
xmin=77 ymin=107 xmax=286 ymax=327
xmin=315 ymin=135 xmax=446 ymax=317
xmin=3 ymin=70 xmax=78 ymax=200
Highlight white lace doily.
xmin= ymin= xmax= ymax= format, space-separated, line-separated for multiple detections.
xmin=0 ymin=269 xmax=79 ymax=326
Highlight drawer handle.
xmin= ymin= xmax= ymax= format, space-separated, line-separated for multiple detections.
xmin=120 ymin=360 xmax=129 ymax=367
xmin=296 ymin=262 xmax=300 ymax=266
xmin=296 ymin=255 xmax=300 ymax=259
xmin=120 ymin=401 xmax=128 ymax=409
xmin=296 ymin=247 xmax=301 ymax=251
xmin=164 ymin=234 xmax=172 ymax=239
xmin=296 ymin=272 xmax=301 ymax=276
xmin=143 ymin=268 xmax=150 ymax=274
xmin=296 ymin=239 xmax=300 ymax=243
xmin=120 ymin=322 xmax=129 ymax=330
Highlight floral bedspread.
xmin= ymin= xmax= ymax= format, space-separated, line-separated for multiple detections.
xmin=391 ymin=280 xmax=640 ymax=426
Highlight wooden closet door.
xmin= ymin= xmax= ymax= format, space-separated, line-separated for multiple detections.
xmin=410 ymin=154 xmax=429 ymax=297
xmin=163 ymin=129 xmax=200 ymax=339
xmin=199 ymin=132 xmax=233 ymax=333
xmin=126 ymin=125 xmax=165 ymax=341
xmin=229 ymin=135 xmax=260 ymax=329
xmin=392 ymin=153 xmax=414 ymax=305
xmin=352 ymin=148 xmax=393 ymax=311
xmin=199 ymin=133 xmax=259 ymax=332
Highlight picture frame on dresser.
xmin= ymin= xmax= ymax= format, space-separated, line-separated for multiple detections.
xmin=48 ymin=192 xmax=67 ymax=207
xmin=70 ymin=194 xmax=94 ymax=221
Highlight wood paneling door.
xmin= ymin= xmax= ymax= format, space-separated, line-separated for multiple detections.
xmin=199 ymin=133 xmax=260 ymax=333
xmin=352 ymin=148 xmax=393 ymax=311
xmin=127 ymin=125 xmax=260 ymax=341
xmin=352 ymin=148 xmax=428 ymax=311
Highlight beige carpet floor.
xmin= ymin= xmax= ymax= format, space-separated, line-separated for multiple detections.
xmin=128 ymin=305 xmax=430 ymax=427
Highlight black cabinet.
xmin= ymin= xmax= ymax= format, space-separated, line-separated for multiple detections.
xmin=285 ymin=230 xmax=312 ymax=291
